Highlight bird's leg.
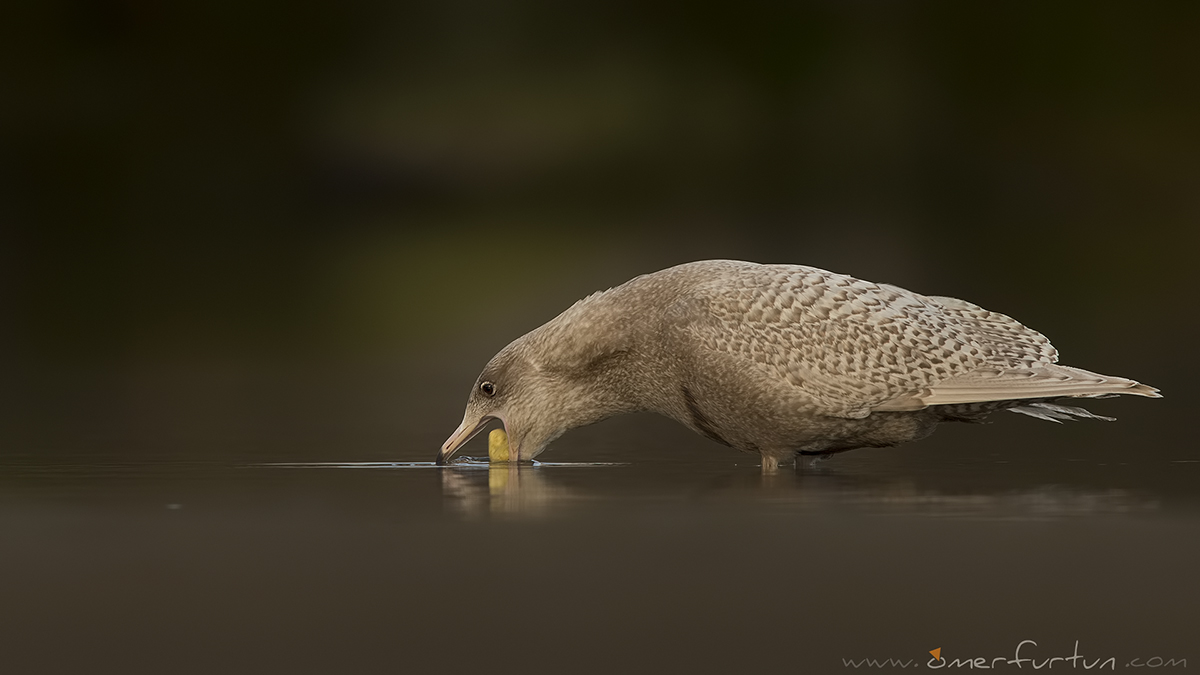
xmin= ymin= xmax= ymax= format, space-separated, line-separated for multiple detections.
xmin=793 ymin=451 xmax=834 ymax=472
xmin=808 ymin=453 xmax=833 ymax=468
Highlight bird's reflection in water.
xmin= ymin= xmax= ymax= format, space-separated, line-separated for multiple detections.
xmin=707 ymin=466 xmax=1158 ymax=519
xmin=441 ymin=463 xmax=576 ymax=518
xmin=439 ymin=459 xmax=1158 ymax=520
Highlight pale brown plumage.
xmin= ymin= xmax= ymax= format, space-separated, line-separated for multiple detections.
xmin=438 ymin=260 xmax=1159 ymax=470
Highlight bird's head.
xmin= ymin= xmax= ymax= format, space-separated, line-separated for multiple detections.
xmin=436 ymin=296 xmax=640 ymax=464
xmin=437 ymin=339 xmax=562 ymax=463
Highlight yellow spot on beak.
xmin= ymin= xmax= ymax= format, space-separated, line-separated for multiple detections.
xmin=488 ymin=428 xmax=511 ymax=462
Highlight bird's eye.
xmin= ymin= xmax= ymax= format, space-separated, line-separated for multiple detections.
xmin=480 ymin=381 xmax=497 ymax=397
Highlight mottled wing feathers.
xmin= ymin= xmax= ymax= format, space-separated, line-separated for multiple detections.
xmin=922 ymin=295 xmax=1058 ymax=367
xmin=686 ymin=262 xmax=1112 ymax=418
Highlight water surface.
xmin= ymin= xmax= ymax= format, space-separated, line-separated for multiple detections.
xmin=2 ymin=426 xmax=1196 ymax=674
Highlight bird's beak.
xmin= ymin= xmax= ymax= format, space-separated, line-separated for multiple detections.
xmin=436 ymin=416 xmax=492 ymax=465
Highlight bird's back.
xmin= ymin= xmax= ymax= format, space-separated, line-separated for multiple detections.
xmin=651 ymin=260 xmax=1156 ymax=424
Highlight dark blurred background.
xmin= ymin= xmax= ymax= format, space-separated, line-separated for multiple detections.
xmin=4 ymin=5 xmax=1200 ymax=674
xmin=3 ymin=0 xmax=1197 ymax=463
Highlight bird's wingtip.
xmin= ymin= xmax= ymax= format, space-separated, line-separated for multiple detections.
xmin=1131 ymin=383 xmax=1162 ymax=398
